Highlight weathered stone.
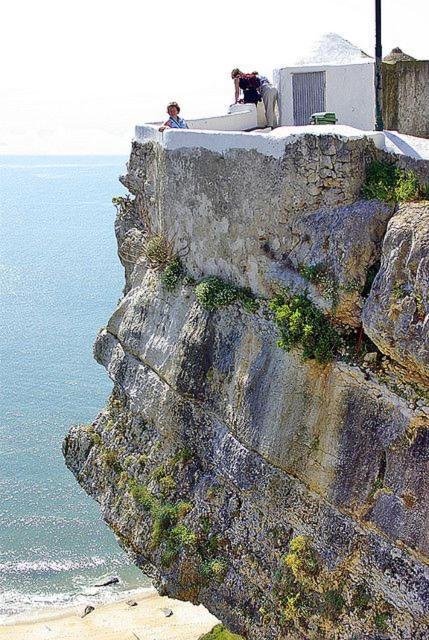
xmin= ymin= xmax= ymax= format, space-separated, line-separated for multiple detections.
xmin=64 ymin=133 xmax=429 ymax=640
xmin=269 ymin=199 xmax=393 ymax=325
xmin=363 ymin=203 xmax=429 ymax=381
xmin=120 ymin=135 xmax=376 ymax=303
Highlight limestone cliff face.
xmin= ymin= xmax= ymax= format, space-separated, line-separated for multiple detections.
xmin=64 ymin=132 xmax=429 ymax=639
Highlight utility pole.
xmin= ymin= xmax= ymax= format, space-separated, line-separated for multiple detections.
xmin=374 ymin=0 xmax=384 ymax=130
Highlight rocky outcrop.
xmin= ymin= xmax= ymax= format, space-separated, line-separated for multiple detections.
xmin=64 ymin=131 xmax=429 ymax=639
xmin=363 ymin=203 xmax=429 ymax=382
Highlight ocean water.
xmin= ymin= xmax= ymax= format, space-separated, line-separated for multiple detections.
xmin=0 ymin=156 xmax=151 ymax=621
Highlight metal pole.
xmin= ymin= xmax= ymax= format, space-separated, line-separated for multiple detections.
xmin=375 ymin=0 xmax=384 ymax=130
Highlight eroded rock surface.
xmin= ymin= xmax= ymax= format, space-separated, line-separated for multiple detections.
xmin=64 ymin=133 xmax=429 ymax=639
xmin=363 ymin=202 xmax=429 ymax=382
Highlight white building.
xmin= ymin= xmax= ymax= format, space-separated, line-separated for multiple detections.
xmin=273 ymin=33 xmax=376 ymax=130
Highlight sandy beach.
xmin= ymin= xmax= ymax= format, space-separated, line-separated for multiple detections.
xmin=0 ymin=588 xmax=219 ymax=640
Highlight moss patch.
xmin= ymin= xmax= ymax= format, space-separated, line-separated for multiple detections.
xmin=199 ymin=624 xmax=244 ymax=640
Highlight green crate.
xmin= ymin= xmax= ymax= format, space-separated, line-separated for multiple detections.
xmin=310 ymin=112 xmax=337 ymax=125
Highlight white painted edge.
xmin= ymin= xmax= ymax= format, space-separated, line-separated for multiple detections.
xmin=135 ymin=124 xmax=373 ymax=159
xmin=133 ymin=125 xmax=429 ymax=161
xmin=274 ymin=60 xmax=374 ymax=73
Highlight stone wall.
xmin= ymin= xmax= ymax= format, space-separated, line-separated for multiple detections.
xmin=122 ymin=132 xmax=392 ymax=327
xmin=383 ymin=60 xmax=429 ymax=138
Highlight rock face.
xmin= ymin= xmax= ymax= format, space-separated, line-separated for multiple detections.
xmin=64 ymin=132 xmax=429 ymax=639
xmin=363 ymin=203 xmax=429 ymax=382
xmin=383 ymin=60 xmax=429 ymax=138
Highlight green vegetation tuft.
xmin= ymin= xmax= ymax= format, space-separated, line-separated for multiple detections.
xmin=200 ymin=558 xmax=228 ymax=582
xmin=101 ymin=449 xmax=122 ymax=474
xmin=195 ymin=276 xmax=241 ymax=311
xmin=391 ymin=283 xmax=408 ymax=301
xmin=172 ymin=447 xmax=193 ymax=466
xmin=161 ymin=256 xmax=184 ymax=291
xmin=282 ymin=535 xmax=319 ymax=582
xmin=199 ymin=624 xmax=244 ymax=640
xmin=269 ymin=292 xmax=341 ymax=364
xmin=374 ymin=611 xmax=390 ymax=631
xmin=323 ymin=589 xmax=345 ymax=619
xmin=352 ymin=584 xmax=371 ymax=614
xmin=143 ymin=234 xmax=175 ymax=269
xmin=89 ymin=431 xmax=102 ymax=447
xmin=362 ymin=161 xmax=429 ymax=203
xmin=129 ymin=481 xmax=156 ymax=511
xmin=112 ymin=195 xmax=133 ymax=219
xmin=298 ymin=263 xmax=338 ymax=304
xmin=195 ymin=276 xmax=258 ymax=312
xmin=159 ymin=474 xmax=177 ymax=497
xmin=128 ymin=477 xmax=194 ymax=560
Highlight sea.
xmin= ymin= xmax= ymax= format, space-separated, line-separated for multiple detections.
xmin=0 ymin=156 xmax=151 ymax=622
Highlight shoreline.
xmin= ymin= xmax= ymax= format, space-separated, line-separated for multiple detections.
xmin=0 ymin=586 xmax=154 ymax=626
xmin=0 ymin=588 xmax=219 ymax=640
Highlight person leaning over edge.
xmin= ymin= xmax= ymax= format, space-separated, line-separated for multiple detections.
xmin=252 ymin=71 xmax=278 ymax=129
xmin=158 ymin=102 xmax=188 ymax=132
xmin=230 ymin=68 xmax=261 ymax=106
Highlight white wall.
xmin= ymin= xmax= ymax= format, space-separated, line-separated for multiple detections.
xmin=274 ymin=62 xmax=375 ymax=131
xmin=143 ymin=104 xmax=260 ymax=133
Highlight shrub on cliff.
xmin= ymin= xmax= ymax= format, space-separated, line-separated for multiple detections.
xmin=161 ymin=256 xmax=184 ymax=291
xmin=269 ymin=292 xmax=341 ymax=364
xmin=362 ymin=161 xmax=429 ymax=203
xmin=195 ymin=276 xmax=258 ymax=312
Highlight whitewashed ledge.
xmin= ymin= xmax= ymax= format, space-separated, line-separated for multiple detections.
xmin=134 ymin=123 xmax=429 ymax=162
xmin=135 ymin=124 xmax=388 ymax=160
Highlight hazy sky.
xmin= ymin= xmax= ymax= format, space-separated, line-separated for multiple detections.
xmin=2 ymin=0 xmax=428 ymax=154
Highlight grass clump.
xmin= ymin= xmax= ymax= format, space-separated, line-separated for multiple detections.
xmin=195 ymin=276 xmax=258 ymax=312
xmin=89 ymin=431 xmax=102 ymax=447
xmin=172 ymin=447 xmax=192 ymax=466
xmin=129 ymin=478 xmax=194 ymax=559
xmin=143 ymin=234 xmax=175 ymax=269
xmin=269 ymin=292 xmax=341 ymax=364
xmin=199 ymin=624 xmax=244 ymax=640
xmin=362 ymin=161 xmax=429 ymax=203
xmin=129 ymin=481 xmax=156 ymax=511
xmin=323 ymin=589 xmax=345 ymax=620
xmin=160 ymin=256 xmax=184 ymax=292
xmin=159 ymin=474 xmax=177 ymax=497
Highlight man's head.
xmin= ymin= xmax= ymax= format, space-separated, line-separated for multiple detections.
xmin=167 ymin=101 xmax=180 ymax=117
xmin=231 ymin=68 xmax=242 ymax=79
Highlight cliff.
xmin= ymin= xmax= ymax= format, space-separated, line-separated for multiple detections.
xmin=64 ymin=128 xmax=429 ymax=639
